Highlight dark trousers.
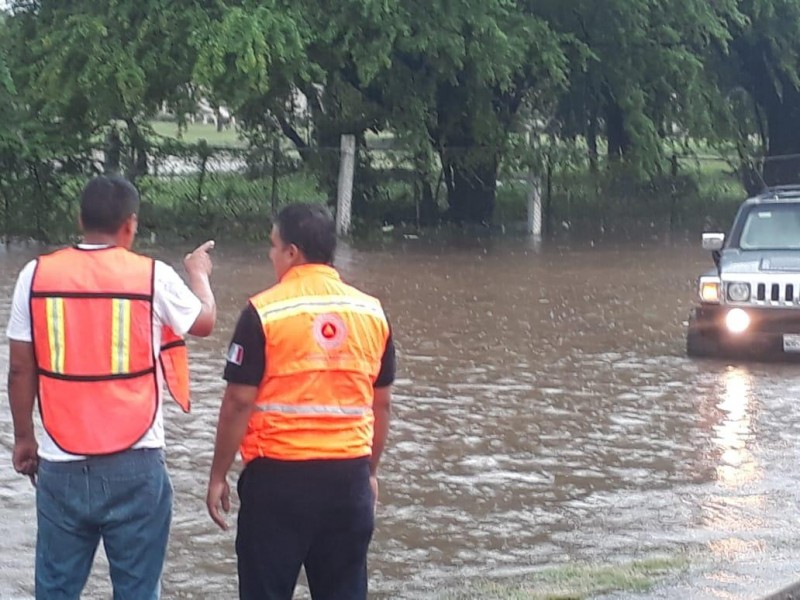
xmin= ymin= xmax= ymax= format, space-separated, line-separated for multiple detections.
xmin=236 ymin=457 xmax=374 ymax=600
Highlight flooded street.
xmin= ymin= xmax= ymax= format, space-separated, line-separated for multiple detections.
xmin=2 ymin=236 xmax=800 ymax=599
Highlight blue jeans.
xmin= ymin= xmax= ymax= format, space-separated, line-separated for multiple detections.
xmin=35 ymin=448 xmax=173 ymax=600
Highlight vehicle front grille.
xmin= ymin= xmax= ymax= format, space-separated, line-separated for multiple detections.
xmin=757 ymin=282 xmax=795 ymax=303
xmin=731 ymin=279 xmax=800 ymax=306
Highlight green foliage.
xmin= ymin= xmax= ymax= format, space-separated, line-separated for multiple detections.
xmin=376 ymin=1 xmax=571 ymax=222
xmin=3 ymin=0 xmax=205 ymax=161
xmin=3 ymin=0 xmax=800 ymax=235
xmin=0 ymin=44 xmax=19 ymax=150
xmin=192 ymin=1 xmax=309 ymax=105
xmin=548 ymin=0 xmax=742 ymax=174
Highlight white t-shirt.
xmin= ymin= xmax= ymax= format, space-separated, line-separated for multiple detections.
xmin=6 ymin=245 xmax=202 ymax=461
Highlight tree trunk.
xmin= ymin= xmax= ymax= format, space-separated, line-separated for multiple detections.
xmin=587 ymin=107 xmax=599 ymax=173
xmin=104 ymin=127 xmax=121 ymax=174
xmin=763 ymin=82 xmax=800 ymax=186
xmin=413 ymin=154 xmax=439 ymax=226
xmin=418 ymin=176 xmax=438 ymax=226
xmin=125 ymin=119 xmax=148 ymax=181
xmin=605 ymin=97 xmax=630 ymax=161
xmin=442 ymin=151 xmax=498 ymax=225
xmin=733 ymin=38 xmax=800 ymax=188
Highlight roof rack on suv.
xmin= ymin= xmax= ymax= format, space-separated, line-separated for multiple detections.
xmin=749 ymin=185 xmax=800 ymax=202
xmin=761 ymin=184 xmax=800 ymax=195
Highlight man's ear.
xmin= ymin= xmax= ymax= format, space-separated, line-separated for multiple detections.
xmin=124 ymin=213 xmax=138 ymax=236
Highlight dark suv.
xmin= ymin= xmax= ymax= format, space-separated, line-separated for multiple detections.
xmin=687 ymin=186 xmax=800 ymax=358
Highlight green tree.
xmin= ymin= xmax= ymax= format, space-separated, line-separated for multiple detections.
xmin=547 ymin=0 xmax=740 ymax=175
xmin=4 ymin=0 xmax=206 ymax=178
xmin=192 ymin=0 xmax=394 ymax=215
xmin=727 ymin=0 xmax=800 ymax=185
xmin=194 ymin=0 xmax=571 ymax=225
xmin=0 ymin=46 xmax=16 ymax=148
xmin=0 ymin=39 xmax=22 ymax=220
xmin=359 ymin=1 xmax=569 ymax=224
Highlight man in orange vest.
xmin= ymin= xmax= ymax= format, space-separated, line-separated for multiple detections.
xmin=207 ymin=203 xmax=395 ymax=599
xmin=6 ymin=175 xmax=217 ymax=599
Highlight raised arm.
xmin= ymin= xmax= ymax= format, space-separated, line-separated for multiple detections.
xmin=183 ymin=240 xmax=216 ymax=337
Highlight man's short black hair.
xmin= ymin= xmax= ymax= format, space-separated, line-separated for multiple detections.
xmin=80 ymin=176 xmax=140 ymax=235
xmin=275 ymin=203 xmax=337 ymax=264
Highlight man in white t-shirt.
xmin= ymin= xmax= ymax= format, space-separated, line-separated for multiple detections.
xmin=6 ymin=175 xmax=216 ymax=599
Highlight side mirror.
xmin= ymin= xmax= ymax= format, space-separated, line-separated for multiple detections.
xmin=702 ymin=232 xmax=725 ymax=251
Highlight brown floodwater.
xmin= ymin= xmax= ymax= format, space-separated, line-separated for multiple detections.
xmin=2 ymin=235 xmax=800 ymax=599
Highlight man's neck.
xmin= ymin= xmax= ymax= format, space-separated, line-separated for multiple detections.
xmin=82 ymin=233 xmax=120 ymax=247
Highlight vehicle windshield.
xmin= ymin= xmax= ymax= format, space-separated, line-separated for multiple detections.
xmin=739 ymin=204 xmax=800 ymax=250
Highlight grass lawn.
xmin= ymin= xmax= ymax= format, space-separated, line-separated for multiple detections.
xmin=438 ymin=556 xmax=691 ymax=600
xmin=149 ymin=121 xmax=244 ymax=147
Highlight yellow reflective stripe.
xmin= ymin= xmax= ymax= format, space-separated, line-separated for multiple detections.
xmin=121 ymin=299 xmax=131 ymax=372
xmin=46 ymin=298 xmax=65 ymax=373
xmin=111 ymin=300 xmax=119 ymax=373
xmin=111 ymin=299 xmax=131 ymax=374
xmin=255 ymin=403 xmax=368 ymax=416
xmin=259 ymin=294 xmax=382 ymax=314
xmin=257 ymin=295 xmax=385 ymax=325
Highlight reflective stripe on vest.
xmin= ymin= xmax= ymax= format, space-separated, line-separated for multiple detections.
xmin=111 ymin=298 xmax=132 ymax=374
xmin=256 ymin=295 xmax=387 ymax=324
xmin=45 ymin=297 xmax=65 ymax=373
xmin=30 ymin=247 xmax=185 ymax=455
xmin=254 ymin=403 xmax=369 ymax=416
xmin=240 ymin=264 xmax=389 ymax=463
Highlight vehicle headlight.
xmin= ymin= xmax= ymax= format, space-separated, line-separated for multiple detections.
xmin=725 ymin=308 xmax=750 ymax=333
xmin=727 ymin=282 xmax=751 ymax=303
xmin=700 ymin=277 xmax=721 ymax=303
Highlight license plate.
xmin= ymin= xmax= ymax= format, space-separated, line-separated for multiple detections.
xmin=783 ymin=334 xmax=800 ymax=352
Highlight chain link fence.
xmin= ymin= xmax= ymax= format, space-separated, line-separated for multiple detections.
xmin=0 ymin=135 xmax=759 ymax=243
xmin=136 ymin=142 xmax=327 ymax=241
xmin=536 ymin=154 xmax=746 ymax=237
xmin=0 ymin=161 xmax=90 ymax=243
xmin=0 ymin=140 xmax=334 ymax=243
xmin=0 ymin=140 xmax=430 ymax=242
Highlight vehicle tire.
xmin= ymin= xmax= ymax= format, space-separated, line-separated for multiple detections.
xmin=686 ymin=319 xmax=718 ymax=358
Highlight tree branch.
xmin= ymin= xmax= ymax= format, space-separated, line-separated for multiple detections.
xmin=276 ymin=114 xmax=308 ymax=152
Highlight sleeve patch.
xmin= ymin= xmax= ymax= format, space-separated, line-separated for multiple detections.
xmin=227 ymin=342 xmax=244 ymax=366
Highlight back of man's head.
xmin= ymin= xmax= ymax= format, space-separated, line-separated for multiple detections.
xmin=80 ymin=176 xmax=140 ymax=235
xmin=276 ymin=203 xmax=337 ymax=264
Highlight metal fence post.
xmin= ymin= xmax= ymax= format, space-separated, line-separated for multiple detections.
xmin=337 ymin=134 xmax=356 ymax=236
xmin=527 ymin=171 xmax=542 ymax=237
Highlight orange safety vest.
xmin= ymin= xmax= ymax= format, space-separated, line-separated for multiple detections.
xmin=30 ymin=246 xmax=191 ymax=455
xmin=160 ymin=327 xmax=191 ymax=414
xmin=241 ymin=264 xmax=390 ymax=463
